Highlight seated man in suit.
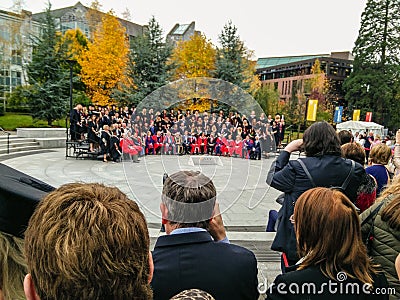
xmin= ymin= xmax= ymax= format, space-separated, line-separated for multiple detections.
xmin=23 ymin=182 xmax=153 ymax=300
xmin=151 ymin=170 xmax=259 ymax=300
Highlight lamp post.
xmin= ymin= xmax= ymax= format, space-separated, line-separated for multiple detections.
xmin=66 ymin=59 xmax=77 ymax=113
xmin=65 ymin=59 xmax=76 ymax=144
xmin=303 ymin=92 xmax=311 ymax=129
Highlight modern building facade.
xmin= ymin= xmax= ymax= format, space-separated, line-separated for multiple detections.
xmin=0 ymin=2 xmax=145 ymax=110
xmin=256 ymin=52 xmax=353 ymax=105
xmin=32 ymin=2 xmax=145 ymax=49
xmin=0 ymin=8 xmax=40 ymax=109
xmin=166 ymin=21 xmax=199 ymax=44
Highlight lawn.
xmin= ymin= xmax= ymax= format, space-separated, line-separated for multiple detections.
xmin=0 ymin=113 xmax=66 ymax=131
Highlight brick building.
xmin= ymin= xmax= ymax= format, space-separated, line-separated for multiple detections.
xmin=256 ymin=51 xmax=353 ymax=105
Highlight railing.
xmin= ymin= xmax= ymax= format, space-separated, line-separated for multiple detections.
xmin=284 ymin=124 xmax=305 ymax=144
xmin=284 ymin=125 xmax=294 ymax=144
xmin=0 ymin=127 xmax=11 ymax=154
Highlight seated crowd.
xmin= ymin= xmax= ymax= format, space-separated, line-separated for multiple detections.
xmin=1 ymin=122 xmax=399 ymax=299
xmin=267 ymin=122 xmax=399 ymax=299
xmin=69 ymin=104 xmax=287 ymax=162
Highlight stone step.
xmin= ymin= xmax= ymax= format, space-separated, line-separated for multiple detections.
xmin=0 ymin=136 xmax=36 ymax=143
xmin=0 ymin=141 xmax=39 ymax=149
xmin=0 ymin=149 xmax=54 ymax=161
xmin=0 ymin=145 xmax=41 ymax=155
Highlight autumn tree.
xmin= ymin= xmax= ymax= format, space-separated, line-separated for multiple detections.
xmin=308 ymin=59 xmax=331 ymax=120
xmin=344 ymin=0 xmax=400 ymax=127
xmin=214 ymin=21 xmax=258 ymax=92
xmin=25 ymin=4 xmax=69 ymax=125
xmin=170 ymin=32 xmax=216 ymax=80
xmin=309 ymin=59 xmax=327 ymax=101
xmin=113 ymin=16 xmax=172 ymax=106
xmin=60 ymin=29 xmax=89 ymax=104
xmin=62 ymin=29 xmax=88 ymax=59
xmin=86 ymin=0 xmax=103 ymax=39
xmin=79 ymin=12 xmax=129 ymax=106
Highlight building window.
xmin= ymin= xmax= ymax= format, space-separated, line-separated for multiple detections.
xmin=329 ymin=66 xmax=339 ymax=75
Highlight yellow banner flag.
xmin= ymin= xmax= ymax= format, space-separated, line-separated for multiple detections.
xmin=306 ymin=100 xmax=318 ymax=121
xmin=353 ymin=110 xmax=360 ymax=121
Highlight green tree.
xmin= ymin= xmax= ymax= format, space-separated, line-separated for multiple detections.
xmin=214 ymin=21 xmax=256 ymax=92
xmin=253 ymin=84 xmax=279 ymax=115
xmin=113 ymin=16 xmax=172 ymax=106
xmin=344 ymin=0 xmax=400 ymax=127
xmin=25 ymin=4 xmax=69 ymax=125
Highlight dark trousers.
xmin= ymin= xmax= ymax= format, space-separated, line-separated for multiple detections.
xmin=266 ymin=210 xmax=278 ymax=232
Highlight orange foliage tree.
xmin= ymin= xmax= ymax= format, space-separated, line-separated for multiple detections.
xmin=170 ymin=33 xmax=216 ymax=80
xmin=61 ymin=29 xmax=88 ymax=60
xmin=78 ymin=12 xmax=129 ymax=106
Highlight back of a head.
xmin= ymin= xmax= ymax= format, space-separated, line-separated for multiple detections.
xmin=341 ymin=142 xmax=366 ymax=166
xmin=0 ymin=232 xmax=25 ymax=300
xmin=170 ymin=289 xmax=215 ymax=300
xmin=294 ymin=187 xmax=376 ymax=284
xmin=162 ymin=171 xmax=216 ymax=228
xmin=24 ymin=183 xmax=152 ymax=300
xmin=338 ymin=130 xmax=354 ymax=145
xmin=379 ymin=175 xmax=400 ymax=231
xmin=369 ymin=143 xmax=392 ymax=165
xmin=303 ymin=121 xmax=341 ymax=157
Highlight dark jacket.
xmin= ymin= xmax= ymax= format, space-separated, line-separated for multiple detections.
xmin=151 ymin=231 xmax=259 ymax=300
xmin=100 ymin=131 xmax=110 ymax=154
xmin=267 ymin=151 xmax=365 ymax=262
xmin=360 ymin=198 xmax=400 ymax=300
xmin=266 ymin=265 xmax=389 ymax=300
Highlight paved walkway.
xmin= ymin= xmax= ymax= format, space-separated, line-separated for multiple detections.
xmin=2 ymin=148 xmax=282 ymax=227
xmin=2 ymin=149 xmax=284 ymax=294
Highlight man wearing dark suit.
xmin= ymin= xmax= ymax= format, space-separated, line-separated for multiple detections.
xmin=69 ymin=104 xmax=82 ymax=141
xmin=151 ymin=171 xmax=259 ymax=300
xmin=181 ymin=131 xmax=191 ymax=155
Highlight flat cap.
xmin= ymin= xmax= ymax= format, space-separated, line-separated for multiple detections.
xmin=0 ymin=163 xmax=54 ymax=238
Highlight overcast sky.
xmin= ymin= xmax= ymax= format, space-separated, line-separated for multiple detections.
xmin=2 ymin=0 xmax=367 ymax=59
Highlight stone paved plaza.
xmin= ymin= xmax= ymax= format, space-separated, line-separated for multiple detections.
xmin=2 ymin=148 xmax=282 ymax=227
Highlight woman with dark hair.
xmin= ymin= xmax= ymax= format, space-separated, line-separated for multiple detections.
xmin=361 ymin=175 xmax=400 ymax=299
xmin=109 ymin=129 xmax=121 ymax=162
xmin=87 ymin=114 xmax=99 ymax=152
xmin=341 ymin=142 xmax=377 ymax=212
xmin=267 ymin=188 xmax=388 ymax=299
xmin=267 ymin=121 xmax=365 ymax=269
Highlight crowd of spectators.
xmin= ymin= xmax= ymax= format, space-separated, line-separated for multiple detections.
xmin=69 ymin=105 xmax=287 ymax=161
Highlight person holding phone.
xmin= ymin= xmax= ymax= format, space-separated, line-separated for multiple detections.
xmin=151 ymin=171 xmax=259 ymax=300
xmin=266 ymin=121 xmax=365 ymax=271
